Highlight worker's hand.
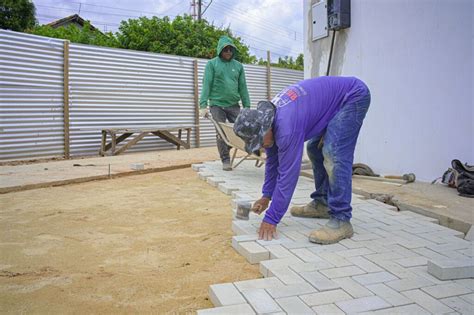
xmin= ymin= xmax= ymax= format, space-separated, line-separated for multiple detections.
xmin=200 ymin=107 xmax=209 ymax=118
xmin=252 ymin=197 xmax=270 ymax=215
xmin=258 ymin=221 xmax=278 ymax=241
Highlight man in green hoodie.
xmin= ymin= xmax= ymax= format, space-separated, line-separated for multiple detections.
xmin=200 ymin=36 xmax=251 ymax=171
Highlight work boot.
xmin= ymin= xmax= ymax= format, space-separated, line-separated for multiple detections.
xmin=223 ymin=161 xmax=232 ymax=171
xmin=309 ymin=218 xmax=354 ymax=245
xmin=290 ymin=201 xmax=330 ymax=218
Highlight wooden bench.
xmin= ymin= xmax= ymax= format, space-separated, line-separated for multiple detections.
xmin=99 ymin=125 xmax=195 ymax=156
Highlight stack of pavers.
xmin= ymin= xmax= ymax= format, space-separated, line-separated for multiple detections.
xmin=192 ymin=160 xmax=474 ymax=314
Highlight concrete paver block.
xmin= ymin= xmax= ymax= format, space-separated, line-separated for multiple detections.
xmin=209 ymin=283 xmax=246 ymax=306
xmin=241 ymin=289 xmax=282 ymax=314
xmin=207 ymin=177 xmax=226 ymax=187
xmin=370 ymin=304 xmax=431 ymax=315
xmin=234 ymin=277 xmax=284 ymax=292
xmin=191 ymin=163 xmax=204 ymax=171
xmin=465 ymin=225 xmax=474 ymax=241
xmin=336 ymin=296 xmax=391 ymax=314
xmin=198 ymin=172 xmax=214 ymax=180
xmin=394 ymin=256 xmax=428 ymax=267
xmin=217 ymin=182 xmax=239 ymax=195
xmin=300 ymin=289 xmax=352 ymax=307
xmin=234 ymin=241 xmax=269 ymax=264
xmin=267 ymin=266 xmax=306 ymax=285
xmin=427 ymin=257 xmax=474 ymax=280
xmin=440 ymin=296 xmax=473 ymax=315
xmin=366 ymin=283 xmax=412 ymax=307
xmin=196 ymin=303 xmax=255 ymax=315
xmin=276 ymin=296 xmax=315 ymax=314
xmin=312 ymin=303 xmax=345 ymax=314
xmin=421 ymin=283 xmax=472 ymax=299
xmin=266 ymin=282 xmax=317 ymax=299
xmin=385 ymin=276 xmax=434 ymax=292
xmin=299 ymin=271 xmax=340 ymax=291
xmin=401 ymin=289 xmax=453 ymax=314
xmin=346 ymin=256 xmax=384 ymax=273
xmin=319 ymin=265 xmax=366 ymax=279
xmin=460 ymin=292 xmax=474 ymax=304
xmin=231 ymin=221 xmax=256 ymax=235
xmin=352 ymin=271 xmax=398 ymax=286
xmin=332 ymin=277 xmax=374 ymax=299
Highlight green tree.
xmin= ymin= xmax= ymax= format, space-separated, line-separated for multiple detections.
xmin=0 ymin=0 xmax=37 ymax=31
xmin=117 ymin=15 xmax=255 ymax=63
xmin=29 ymin=21 xmax=120 ymax=48
xmin=256 ymin=53 xmax=304 ymax=70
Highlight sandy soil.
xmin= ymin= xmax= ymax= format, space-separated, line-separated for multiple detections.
xmin=0 ymin=168 xmax=260 ymax=314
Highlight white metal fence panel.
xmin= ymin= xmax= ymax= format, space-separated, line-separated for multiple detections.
xmin=271 ymin=67 xmax=304 ymax=98
xmin=69 ymin=44 xmax=197 ymax=156
xmin=0 ymin=30 xmax=303 ymax=160
xmin=0 ymin=30 xmax=65 ymax=160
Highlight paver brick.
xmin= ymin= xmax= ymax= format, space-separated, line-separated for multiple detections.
xmin=209 ymin=283 xmax=246 ymax=306
xmin=300 ymin=289 xmax=352 ymax=306
xmin=369 ymin=303 xmax=431 ymax=315
xmin=333 ymin=277 xmax=374 ymax=298
xmin=276 ymin=296 xmax=315 ymax=314
xmin=333 ymin=247 xmax=375 ymax=258
xmin=401 ymin=289 xmax=453 ymax=314
xmin=196 ymin=303 xmax=255 ymax=315
xmin=385 ymin=276 xmax=434 ymax=292
xmin=267 ymin=266 xmax=306 ymax=285
xmin=427 ymin=257 xmax=474 ymax=280
xmin=440 ymin=296 xmax=473 ymax=314
xmin=266 ymin=282 xmax=317 ymax=299
xmin=299 ymin=271 xmax=341 ymax=291
xmin=320 ymin=265 xmax=366 ymax=279
xmin=234 ymin=241 xmax=269 ymax=264
xmin=460 ymin=293 xmax=474 ymax=305
xmin=317 ymin=252 xmax=352 ymax=267
xmin=336 ymin=296 xmax=391 ymax=313
xmin=312 ymin=303 xmax=345 ymax=314
xmin=241 ymin=289 xmax=282 ymax=314
xmin=366 ymin=283 xmax=412 ymax=306
xmin=234 ymin=277 xmax=284 ymax=292
xmin=394 ymin=256 xmax=428 ymax=267
xmin=421 ymin=283 xmax=472 ymax=299
xmin=291 ymin=248 xmax=325 ymax=262
xmin=352 ymin=271 xmax=398 ymax=286
xmin=346 ymin=256 xmax=384 ymax=273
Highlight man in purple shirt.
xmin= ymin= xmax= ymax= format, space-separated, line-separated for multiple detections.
xmin=233 ymin=76 xmax=370 ymax=244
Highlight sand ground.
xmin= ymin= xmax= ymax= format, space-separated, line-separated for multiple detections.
xmin=0 ymin=168 xmax=260 ymax=314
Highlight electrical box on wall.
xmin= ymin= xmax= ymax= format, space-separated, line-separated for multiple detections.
xmin=312 ymin=0 xmax=351 ymax=41
xmin=328 ymin=0 xmax=351 ymax=30
xmin=312 ymin=1 xmax=328 ymax=41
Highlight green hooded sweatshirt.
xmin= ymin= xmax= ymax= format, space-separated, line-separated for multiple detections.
xmin=199 ymin=36 xmax=251 ymax=108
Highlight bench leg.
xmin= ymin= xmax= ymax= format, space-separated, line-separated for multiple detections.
xmin=177 ymin=129 xmax=182 ymax=150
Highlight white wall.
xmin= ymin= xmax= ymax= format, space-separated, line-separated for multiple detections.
xmin=304 ymin=0 xmax=473 ymax=181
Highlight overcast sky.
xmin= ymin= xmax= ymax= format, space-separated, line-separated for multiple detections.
xmin=32 ymin=0 xmax=304 ymax=61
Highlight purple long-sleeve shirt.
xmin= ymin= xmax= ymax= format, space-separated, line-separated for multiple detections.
xmin=262 ymin=76 xmax=368 ymax=225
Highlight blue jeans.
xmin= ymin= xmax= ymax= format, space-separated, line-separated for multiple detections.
xmin=307 ymin=92 xmax=371 ymax=221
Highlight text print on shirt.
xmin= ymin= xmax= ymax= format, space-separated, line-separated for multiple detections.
xmin=271 ymin=84 xmax=307 ymax=108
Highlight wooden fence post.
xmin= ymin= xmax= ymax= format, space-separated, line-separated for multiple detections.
xmin=267 ymin=50 xmax=271 ymax=100
xmin=63 ymin=40 xmax=70 ymax=159
xmin=193 ymin=59 xmax=201 ymax=148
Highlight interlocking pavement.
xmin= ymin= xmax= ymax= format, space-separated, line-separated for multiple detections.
xmin=193 ymin=161 xmax=474 ymax=314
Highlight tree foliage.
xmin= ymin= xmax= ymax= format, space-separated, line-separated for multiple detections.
xmin=24 ymin=9 xmax=302 ymax=69
xmin=257 ymin=53 xmax=304 ymax=71
xmin=0 ymin=0 xmax=37 ymax=32
xmin=117 ymin=15 xmax=255 ymax=64
xmin=30 ymin=21 xmax=120 ymax=48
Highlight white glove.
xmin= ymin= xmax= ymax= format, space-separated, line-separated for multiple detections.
xmin=200 ymin=107 xmax=209 ymax=118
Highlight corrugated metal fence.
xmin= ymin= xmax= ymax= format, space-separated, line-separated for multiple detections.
xmin=0 ymin=30 xmax=303 ymax=160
